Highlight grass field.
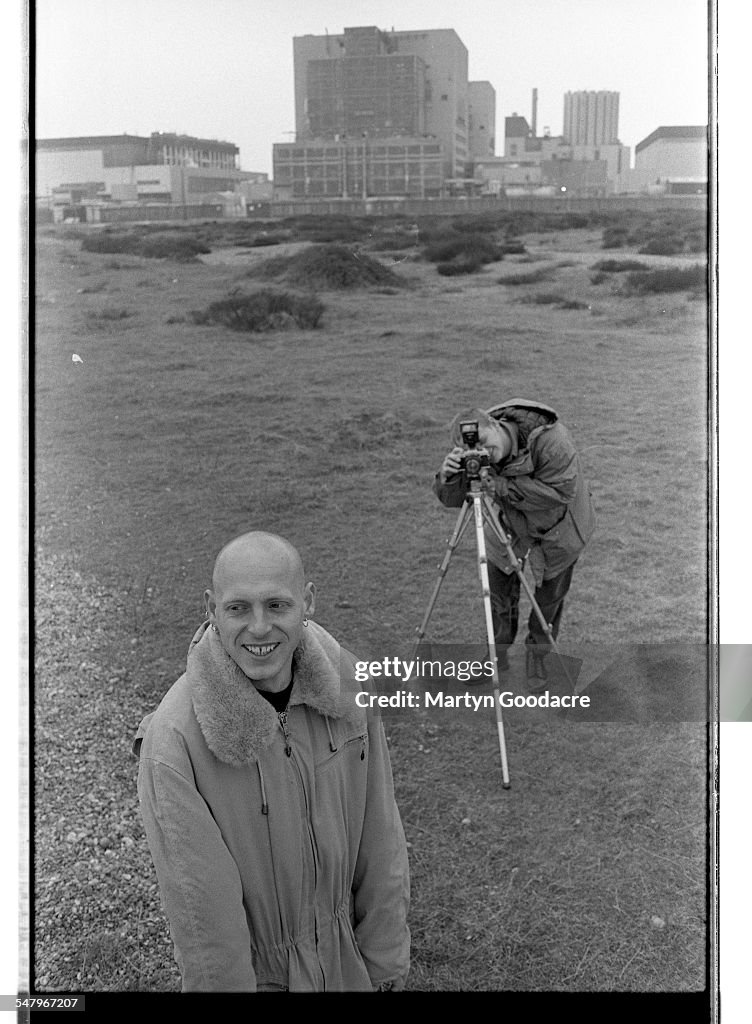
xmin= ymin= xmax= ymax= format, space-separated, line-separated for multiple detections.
xmin=33 ymin=213 xmax=709 ymax=994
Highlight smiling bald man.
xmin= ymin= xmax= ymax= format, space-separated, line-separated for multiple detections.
xmin=134 ymin=531 xmax=410 ymax=992
xmin=207 ymin=533 xmax=315 ymax=696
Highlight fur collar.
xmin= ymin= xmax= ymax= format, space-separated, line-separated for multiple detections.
xmin=188 ymin=619 xmax=362 ymax=766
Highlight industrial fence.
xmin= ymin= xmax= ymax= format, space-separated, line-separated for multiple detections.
xmin=94 ymin=203 xmax=225 ymax=223
xmin=262 ymin=194 xmax=707 ymax=218
xmin=37 ymin=193 xmax=707 ymax=228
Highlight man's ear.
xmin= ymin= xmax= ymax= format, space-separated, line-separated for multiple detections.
xmin=205 ymin=589 xmax=217 ymax=621
xmin=303 ymin=582 xmax=316 ymax=619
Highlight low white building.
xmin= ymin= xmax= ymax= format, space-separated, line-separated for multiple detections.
xmin=631 ymin=126 xmax=708 ymax=190
xmin=36 ymin=134 xmax=268 ymax=213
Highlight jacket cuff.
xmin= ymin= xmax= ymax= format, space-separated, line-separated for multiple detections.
xmin=493 ymin=476 xmax=509 ymax=499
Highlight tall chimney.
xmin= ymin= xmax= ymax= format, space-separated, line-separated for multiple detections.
xmin=532 ymin=88 xmax=538 ymax=137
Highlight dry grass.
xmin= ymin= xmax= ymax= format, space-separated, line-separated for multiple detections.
xmin=34 ymin=221 xmax=709 ymax=996
xmin=497 ymin=265 xmax=560 ymax=286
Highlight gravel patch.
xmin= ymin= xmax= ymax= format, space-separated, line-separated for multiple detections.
xmin=34 ymin=546 xmax=180 ymax=991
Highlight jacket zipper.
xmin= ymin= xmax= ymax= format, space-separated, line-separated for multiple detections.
xmin=277 ymin=710 xmax=326 ymax=989
xmin=278 ymin=710 xmax=292 ymax=756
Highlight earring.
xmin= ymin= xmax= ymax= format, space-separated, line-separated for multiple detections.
xmin=211 ymin=623 xmax=219 ymax=634
xmin=303 ymin=618 xmax=309 ymax=627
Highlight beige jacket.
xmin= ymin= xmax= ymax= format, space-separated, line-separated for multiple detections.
xmin=134 ymin=620 xmax=410 ymax=992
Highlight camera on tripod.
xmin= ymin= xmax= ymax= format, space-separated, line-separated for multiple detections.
xmin=458 ymin=420 xmax=491 ymax=480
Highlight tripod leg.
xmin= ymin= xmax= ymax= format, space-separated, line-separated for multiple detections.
xmin=470 ymin=491 xmax=511 ymax=788
xmin=412 ymin=502 xmax=473 ymax=657
xmin=480 ymin=494 xmax=576 ymax=690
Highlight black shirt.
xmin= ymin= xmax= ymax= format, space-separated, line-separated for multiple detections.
xmin=257 ymin=677 xmax=294 ymax=713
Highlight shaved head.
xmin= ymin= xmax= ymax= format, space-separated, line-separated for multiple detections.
xmin=212 ymin=531 xmax=306 ymax=597
xmin=205 ymin=531 xmax=315 ymax=690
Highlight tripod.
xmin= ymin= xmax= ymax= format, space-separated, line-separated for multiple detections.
xmin=413 ymin=471 xmax=576 ymax=788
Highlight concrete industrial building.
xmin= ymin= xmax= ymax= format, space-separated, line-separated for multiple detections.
xmin=563 ymin=90 xmax=620 ymax=147
xmin=474 ymin=110 xmax=629 ymax=196
xmin=468 ymin=81 xmax=496 ymax=161
xmin=631 ymin=125 xmax=708 ymax=192
xmin=36 ymin=133 xmax=268 ymax=219
xmin=274 ymin=25 xmax=495 ymax=200
xmin=478 ymin=88 xmax=632 ymax=196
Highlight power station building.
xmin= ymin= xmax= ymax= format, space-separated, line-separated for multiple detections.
xmin=474 ymin=101 xmax=630 ymax=196
xmin=631 ymin=125 xmax=708 ymax=192
xmin=468 ymin=82 xmax=496 ymax=162
xmin=563 ymin=90 xmax=620 ymax=147
xmin=36 ymin=133 xmax=268 ymax=218
xmin=273 ymin=25 xmax=496 ymax=200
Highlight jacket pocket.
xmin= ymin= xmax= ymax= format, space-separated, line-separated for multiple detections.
xmin=315 ymin=732 xmax=369 ymax=776
xmin=538 ymin=508 xmax=586 ymax=572
xmin=571 ymin=490 xmax=596 ymax=546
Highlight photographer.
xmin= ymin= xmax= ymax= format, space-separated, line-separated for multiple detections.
xmin=434 ymin=400 xmax=595 ymax=686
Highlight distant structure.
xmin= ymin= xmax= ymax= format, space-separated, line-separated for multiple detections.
xmin=563 ymin=90 xmax=620 ymax=147
xmin=468 ymin=81 xmax=496 ymax=161
xmin=473 ymin=89 xmax=630 ymax=197
xmin=631 ymin=125 xmax=708 ymax=193
xmin=274 ymin=25 xmax=496 ymax=200
xmin=531 ymin=87 xmax=538 ymax=137
xmin=36 ymin=133 xmax=269 ymax=221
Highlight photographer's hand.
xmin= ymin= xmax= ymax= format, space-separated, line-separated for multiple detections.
xmin=438 ymin=447 xmax=464 ymax=483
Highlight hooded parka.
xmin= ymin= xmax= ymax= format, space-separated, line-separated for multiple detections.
xmin=134 ymin=620 xmax=410 ymax=992
xmin=434 ymin=398 xmax=595 ymax=583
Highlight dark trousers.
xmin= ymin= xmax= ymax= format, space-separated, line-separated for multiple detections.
xmin=487 ymin=560 xmax=576 ymax=651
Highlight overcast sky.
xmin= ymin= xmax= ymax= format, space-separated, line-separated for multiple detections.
xmin=35 ymin=0 xmax=710 ymax=174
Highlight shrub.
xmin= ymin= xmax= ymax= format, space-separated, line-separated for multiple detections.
xmin=519 ymin=292 xmax=564 ymax=305
xmin=623 ymin=223 xmax=653 ymax=246
xmin=549 ymin=212 xmax=591 ymax=230
xmin=368 ymin=233 xmax=419 ymax=251
xmin=246 ymin=244 xmax=407 ymax=290
xmin=620 ymin=265 xmax=707 ymax=295
xmin=417 ymin=225 xmax=458 ymax=246
xmin=81 ymin=233 xmax=135 ymax=255
xmin=590 ymin=272 xmax=609 ymax=285
xmin=191 ymin=289 xmax=325 ymax=331
xmin=450 ymin=216 xmax=500 ymax=235
xmin=518 ymin=293 xmax=590 ymax=309
xmin=628 ymin=218 xmax=684 ymax=244
xmin=81 ymin=232 xmax=210 ymax=260
xmin=436 ymin=255 xmax=484 ymax=276
xmin=590 ymin=259 xmax=652 ymax=273
xmin=282 ymin=216 xmax=372 ymax=244
xmin=423 ymin=233 xmax=503 ymax=265
xmin=638 ymin=236 xmax=685 ymax=256
xmin=140 ymin=234 xmax=211 ymax=260
xmin=602 ymin=227 xmax=628 ymax=249
xmin=499 ymin=240 xmax=527 ymax=255
xmin=416 ymin=214 xmax=507 ymax=244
